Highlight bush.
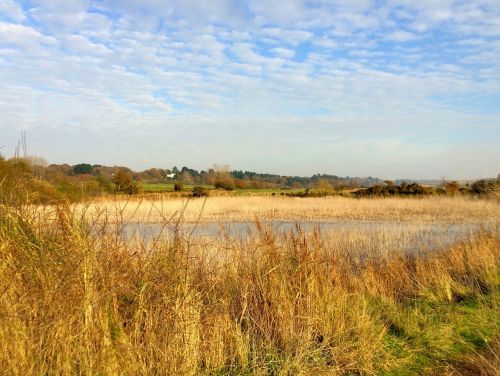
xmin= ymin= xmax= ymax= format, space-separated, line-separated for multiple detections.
xmin=234 ymin=178 xmax=249 ymax=189
xmin=113 ymin=170 xmax=141 ymax=195
xmin=312 ymin=179 xmax=334 ymax=194
xmin=192 ymin=186 xmax=208 ymax=197
xmin=174 ymin=182 xmax=184 ymax=192
xmin=353 ymin=182 xmax=441 ymax=197
xmin=127 ymin=181 xmax=142 ymax=195
xmin=214 ymin=178 xmax=235 ymax=191
xmin=445 ymin=181 xmax=460 ymax=196
xmin=0 ymin=157 xmax=60 ymax=204
xmin=470 ymin=179 xmax=499 ymax=196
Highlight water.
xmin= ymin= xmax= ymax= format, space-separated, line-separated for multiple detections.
xmin=117 ymin=219 xmax=497 ymax=254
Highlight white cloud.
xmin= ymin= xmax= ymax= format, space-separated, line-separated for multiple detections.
xmin=0 ymin=0 xmax=25 ymax=21
xmin=0 ymin=22 xmax=47 ymax=45
xmin=271 ymin=47 xmax=295 ymax=58
xmin=250 ymin=0 xmax=306 ymax=25
xmin=385 ymin=30 xmax=417 ymax=42
xmin=314 ymin=37 xmax=338 ymax=49
xmin=63 ymin=34 xmax=111 ymax=55
xmin=261 ymin=27 xmax=313 ymax=45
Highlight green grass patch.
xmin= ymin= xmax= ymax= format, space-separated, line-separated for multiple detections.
xmin=141 ymin=183 xmax=306 ymax=195
xmin=142 ymin=183 xmax=213 ymax=192
xmin=234 ymin=188 xmax=305 ymax=195
xmin=379 ymin=289 xmax=499 ymax=375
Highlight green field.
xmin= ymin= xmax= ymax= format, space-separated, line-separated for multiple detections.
xmin=142 ymin=182 xmax=305 ymax=195
xmin=234 ymin=187 xmax=305 ymax=195
xmin=141 ymin=182 xmax=213 ymax=192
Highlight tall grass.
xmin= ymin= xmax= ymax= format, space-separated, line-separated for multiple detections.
xmin=0 ymin=198 xmax=498 ymax=375
xmin=72 ymin=195 xmax=500 ymax=224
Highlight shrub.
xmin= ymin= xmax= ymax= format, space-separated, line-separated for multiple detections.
xmin=312 ymin=178 xmax=334 ymax=194
xmin=0 ymin=157 xmax=60 ymax=204
xmin=470 ymin=179 xmax=499 ymax=196
xmin=234 ymin=178 xmax=249 ymax=189
xmin=174 ymin=182 xmax=184 ymax=192
xmin=127 ymin=181 xmax=142 ymax=195
xmin=192 ymin=186 xmax=208 ymax=197
xmin=113 ymin=170 xmax=141 ymax=195
xmin=445 ymin=181 xmax=460 ymax=196
xmin=95 ymin=175 xmax=114 ymax=193
xmin=353 ymin=182 xmax=441 ymax=197
xmin=214 ymin=178 xmax=235 ymax=190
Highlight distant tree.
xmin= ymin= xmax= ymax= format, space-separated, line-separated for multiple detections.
xmin=313 ymin=178 xmax=334 ymax=194
xmin=25 ymin=156 xmax=48 ymax=168
xmin=251 ymin=176 xmax=263 ymax=189
xmin=74 ymin=163 xmax=93 ymax=175
xmin=212 ymin=164 xmax=235 ymax=190
xmin=113 ymin=170 xmax=131 ymax=191
xmin=234 ymin=178 xmax=248 ymax=189
xmin=179 ymin=171 xmax=194 ymax=184
xmin=181 ymin=166 xmax=200 ymax=177
xmin=142 ymin=168 xmax=162 ymax=180
xmin=96 ymin=175 xmax=114 ymax=193
xmin=215 ymin=179 xmax=235 ymax=190
xmin=25 ymin=156 xmax=48 ymax=179
xmin=112 ymin=170 xmax=140 ymax=194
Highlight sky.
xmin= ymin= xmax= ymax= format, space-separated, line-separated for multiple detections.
xmin=0 ymin=0 xmax=499 ymax=180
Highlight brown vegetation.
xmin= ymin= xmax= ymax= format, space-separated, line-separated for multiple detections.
xmin=0 ymin=197 xmax=498 ymax=375
xmin=72 ymin=195 xmax=500 ymax=225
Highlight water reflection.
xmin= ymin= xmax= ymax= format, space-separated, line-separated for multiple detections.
xmin=118 ymin=220 xmax=497 ymax=254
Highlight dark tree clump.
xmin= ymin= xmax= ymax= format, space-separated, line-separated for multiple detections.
xmin=73 ymin=163 xmax=93 ymax=175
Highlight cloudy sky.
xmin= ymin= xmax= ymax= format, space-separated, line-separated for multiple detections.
xmin=0 ymin=0 xmax=499 ymax=179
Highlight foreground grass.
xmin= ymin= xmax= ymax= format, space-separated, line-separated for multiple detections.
xmin=0 ymin=200 xmax=498 ymax=375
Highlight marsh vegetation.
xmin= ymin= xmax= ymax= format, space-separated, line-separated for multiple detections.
xmin=1 ymin=190 xmax=499 ymax=375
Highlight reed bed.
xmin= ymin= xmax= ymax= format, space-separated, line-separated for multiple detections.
xmin=67 ymin=195 xmax=500 ymax=224
xmin=1 ymin=197 xmax=499 ymax=375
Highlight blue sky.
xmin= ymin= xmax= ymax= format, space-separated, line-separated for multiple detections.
xmin=0 ymin=0 xmax=499 ymax=179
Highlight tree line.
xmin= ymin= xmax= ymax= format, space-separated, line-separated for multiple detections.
xmin=1 ymin=154 xmax=498 ymax=203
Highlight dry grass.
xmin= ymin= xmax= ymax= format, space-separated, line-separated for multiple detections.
xmin=66 ymin=195 xmax=500 ymax=224
xmin=1 ymin=196 xmax=499 ymax=375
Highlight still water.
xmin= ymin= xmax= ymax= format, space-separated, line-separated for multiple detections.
xmin=118 ymin=219 xmax=497 ymax=254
